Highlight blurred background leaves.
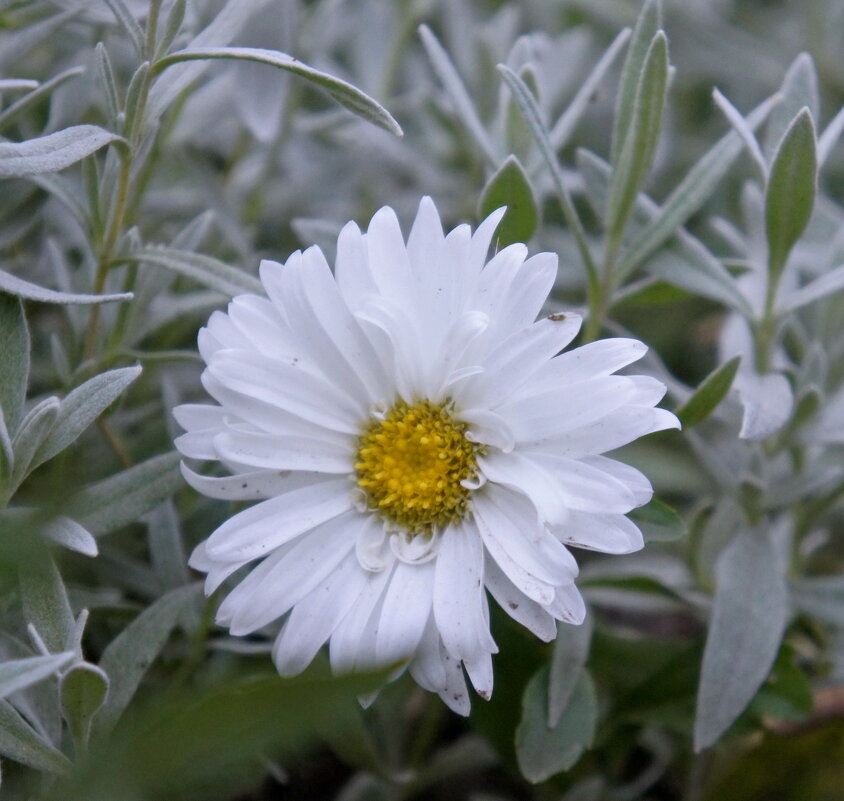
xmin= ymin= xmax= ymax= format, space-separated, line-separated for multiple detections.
xmin=0 ymin=0 xmax=843 ymax=799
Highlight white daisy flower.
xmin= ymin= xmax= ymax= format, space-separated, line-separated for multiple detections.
xmin=174 ymin=197 xmax=679 ymax=714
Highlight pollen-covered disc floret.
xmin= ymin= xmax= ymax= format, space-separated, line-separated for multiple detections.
xmin=175 ymin=196 xmax=681 ymax=717
xmin=355 ymin=400 xmax=479 ymax=533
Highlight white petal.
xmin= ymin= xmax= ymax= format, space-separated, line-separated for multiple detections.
xmin=180 ymin=462 xmax=335 ymax=501
xmin=484 ymin=554 xmax=557 ymax=641
xmin=479 ymin=451 xmax=570 ymax=524
xmin=409 ymin=613 xmax=447 ymax=692
xmin=208 ymin=349 xmax=364 ymax=433
xmin=554 ymin=510 xmax=645 ymax=554
xmin=199 ymin=310 xmax=250 ymax=360
xmin=173 ymin=404 xmax=226 ymax=459
xmin=483 ymin=252 xmax=557 ymax=348
xmin=213 ymin=429 xmax=353 ymax=473
xmin=497 ymin=376 xmax=637 ymax=444
xmin=375 ymin=559 xmax=435 ymax=665
xmin=330 ymin=565 xmax=393 ymax=672
xmin=461 ymin=408 xmax=515 ymax=452
xmin=485 ymin=486 xmax=580 ymax=575
xmin=334 ymin=221 xmax=378 ymax=313
xmin=365 ymin=206 xmax=416 ymax=310
xmin=460 ymin=314 xmax=582 ymax=409
xmin=528 ymin=338 xmax=648 ymax=392
xmin=539 ymin=406 xmax=681 ymax=458
xmin=546 ymin=584 xmax=586 ymax=625
xmin=472 ymin=492 xmax=559 ymax=604
xmin=189 ymin=540 xmax=249 ymax=594
xmin=355 ymin=515 xmax=390 ymax=571
xmin=286 ymin=245 xmax=390 ymax=404
xmin=463 ymin=644 xmax=494 ymax=700
xmin=272 ymin=550 xmax=369 ymax=676
xmin=226 ymin=294 xmax=298 ymax=361
xmin=222 ymin=510 xmax=358 ymax=635
xmin=199 ymin=372 xmax=349 ymax=443
xmin=205 ymin=478 xmax=352 ymax=561
xmin=437 ymin=644 xmax=471 ymax=715
xmin=172 ymin=403 xmax=226 ymax=432
xmin=469 ymin=206 xmax=506 ymax=272
xmin=582 ymin=455 xmax=654 ymax=506
xmin=434 ymin=522 xmax=497 ymax=662
xmin=517 ymin=453 xmax=640 ymax=514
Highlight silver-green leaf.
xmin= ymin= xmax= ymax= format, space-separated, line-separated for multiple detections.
xmin=548 ymin=617 xmax=593 ymax=727
xmin=32 ymin=365 xmax=142 ymax=470
xmin=610 ymin=0 xmax=662 ymax=164
xmin=153 ymin=47 xmax=402 ymax=136
xmin=694 ymin=528 xmax=789 ymax=750
xmin=60 ymin=663 xmax=109 ymax=754
xmin=516 ymin=668 xmax=597 ymax=783
xmin=765 ymin=108 xmax=817 ymax=282
xmin=0 ymin=699 xmax=71 ymax=773
xmin=131 ymin=246 xmax=263 ymax=297
xmin=0 ymin=652 xmax=74 ymax=701
xmin=479 ymin=156 xmax=538 ymax=247
xmin=94 ymin=584 xmax=201 ymax=737
xmin=606 ymin=32 xmax=669 ymax=261
xmin=0 ymin=293 xmax=29 ymax=435
xmin=0 ymin=126 xmax=126 ymax=178
xmin=67 ymin=451 xmax=183 ymax=537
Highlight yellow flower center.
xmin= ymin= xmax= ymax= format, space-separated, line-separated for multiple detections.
xmin=354 ymin=399 xmax=480 ymax=534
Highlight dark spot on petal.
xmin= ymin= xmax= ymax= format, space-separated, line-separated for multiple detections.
xmin=548 ymin=313 xmax=567 ymax=322
xmin=242 ymin=483 xmax=248 ymax=489
xmin=508 ymin=602 xmax=518 ymax=610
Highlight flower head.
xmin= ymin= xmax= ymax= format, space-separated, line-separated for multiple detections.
xmin=175 ymin=197 xmax=679 ymax=714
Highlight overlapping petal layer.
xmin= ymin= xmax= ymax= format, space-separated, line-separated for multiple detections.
xmin=176 ymin=197 xmax=679 ymax=713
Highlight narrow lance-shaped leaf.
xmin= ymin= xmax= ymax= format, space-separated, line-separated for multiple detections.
xmin=130 ymin=246 xmax=263 ymax=297
xmin=93 ymin=584 xmax=201 ymax=737
xmin=0 ymin=652 xmax=74 ymax=701
xmin=779 ymin=263 xmax=844 ymax=314
xmin=0 ymin=699 xmax=72 ymax=774
xmin=550 ymin=27 xmax=631 ymax=152
xmin=606 ymin=32 xmax=669 ymax=264
xmin=610 ymin=0 xmax=662 ymax=164
xmin=479 ymin=156 xmax=538 ymax=247
xmin=18 ymin=554 xmax=75 ymax=654
xmin=0 ymin=293 xmax=29 ymax=435
xmin=766 ymin=108 xmax=817 ymax=283
xmin=419 ymin=25 xmax=496 ymax=163
xmin=629 ymin=498 xmax=687 ymax=542
xmin=712 ymin=89 xmax=768 ymax=180
xmin=614 ymin=93 xmax=779 ymax=283
xmin=0 ymin=67 xmax=86 ymax=134
xmin=516 ymin=668 xmax=597 ymax=783
xmin=103 ymin=0 xmax=144 ymax=55
xmin=576 ymin=148 xmax=751 ymax=316
xmin=0 ymin=268 xmax=131 ymax=306
xmin=694 ymin=528 xmax=789 ymax=750
xmin=497 ymin=66 xmax=598 ymax=285
xmin=66 ymin=451 xmax=183 ymax=537
xmin=763 ymin=53 xmax=819 ymax=159
xmin=677 ymin=356 xmax=741 ymax=428
xmin=152 ymin=47 xmax=402 ymax=136
xmin=548 ymin=616 xmax=593 ymax=726
xmin=0 ymin=126 xmax=126 ymax=178
xmin=32 ymin=366 xmax=142 ymax=470
xmin=10 ymin=397 xmax=59 ymax=488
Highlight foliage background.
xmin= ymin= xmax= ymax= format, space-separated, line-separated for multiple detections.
xmin=1 ymin=0 xmax=844 ymax=799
